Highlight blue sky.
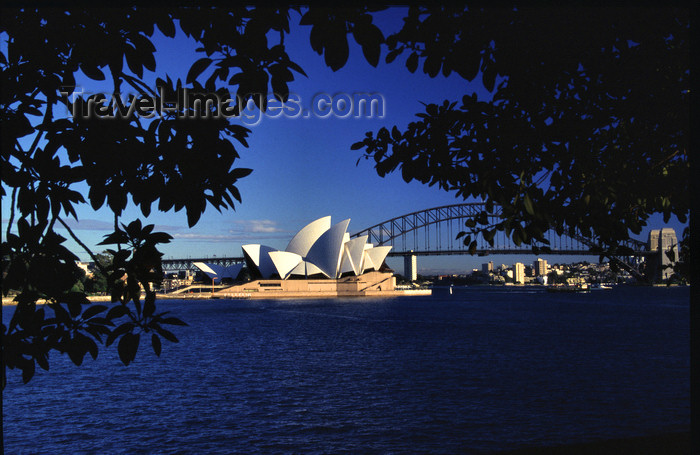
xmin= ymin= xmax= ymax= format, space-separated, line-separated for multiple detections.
xmin=2 ymin=8 xmax=687 ymax=274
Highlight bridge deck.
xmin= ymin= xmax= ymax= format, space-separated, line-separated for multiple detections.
xmin=160 ymin=203 xmax=656 ymax=281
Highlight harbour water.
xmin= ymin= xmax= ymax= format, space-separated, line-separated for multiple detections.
xmin=2 ymin=286 xmax=689 ymax=454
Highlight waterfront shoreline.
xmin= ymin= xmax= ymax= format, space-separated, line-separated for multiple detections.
xmin=2 ymin=294 xmax=192 ymax=305
xmin=2 ymin=290 xmax=432 ymax=305
xmin=2 ymin=283 xmax=687 ymax=306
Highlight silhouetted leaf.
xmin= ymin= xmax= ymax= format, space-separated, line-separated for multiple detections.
xmin=231 ymin=168 xmax=253 ymax=179
xmin=106 ymin=305 xmax=129 ymax=321
xmin=77 ymin=332 xmax=99 ymax=360
xmin=81 ymin=305 xmax=107 ymax=321
xmin=523 ymin=194 xmax=534 ymax=215
xmin=118 ymin=332 xmax=140 ymax=366
xmin=187 ymin=58 xmax=213 ymax=84
xmin=106 ymin=322 xmax=134 ymax=347
xmin=324 ymin=29 xmax=349 ymax=71
xmin=67 ymin=338 xmax=87 ymax=366
xmin=423 ymin=55 xmax=441 ymax=78
xmin=152 ymin=334 xmax=162 ymax=357
xmin=350 ymin=141 xmax=365 ymax=150
xmin=406 ymin=52 xmax=419 ymax=73
xmin=156 ymin=17 xmax=176 ymax=38
xmin=161 ymin=317 xmax=187 ymax=326
xmin=81 ymin=64 xmax=105 ymax=81
xmin=154 ymin=325 xmax=178 ymax=342
xmin=385 ymin=48 xmax=401 ymax=64
xmin=21 ymin=359 xmax=35 ymax=384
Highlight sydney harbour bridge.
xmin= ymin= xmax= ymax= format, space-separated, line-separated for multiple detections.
xmin=161 ymin=203 xmax=656 ymax=281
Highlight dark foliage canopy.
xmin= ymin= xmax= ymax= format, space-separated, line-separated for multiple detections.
xmin=354 ymin=6 xmax=689 ymax=255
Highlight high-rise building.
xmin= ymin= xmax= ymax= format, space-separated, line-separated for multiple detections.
xmin=482 ymin=261 xmax=494 ymax=273
xmin=534 ymin=258 xmax=548 ymax=276
xmin=648 ymin=228 xmax=678 ymax=280
xmin=514 ymin=262 xmax=525 ymax=284
xmin=648 ymin=230 xmax=660 ymax=251
xmin=404 ymin=253 xmax=418 ymax=281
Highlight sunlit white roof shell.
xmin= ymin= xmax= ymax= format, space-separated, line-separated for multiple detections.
xmin=305 ymin=219 xmax=350 ymax=278
xmin=342 ymin=235 xmax=368 ymax=275
xmin=193 ymin=262 xmax=243 ymax=281
xmin=193 ymin=261 xmax=217 ymax=276
xmin=242 ymin=244 xmax=278 ymax=279
xmin=362 ymin=253 xmax=376 ymax=273
xmin=285 ymin=216 xmax=331 ymax=257
xmin=268 ymin=251 xmax=303 ymax=280
xmin=289 ymin=261 xmax=306 ymax=277
xmin=364 ymin=246 xmax=391 ymax=272
xmin=339 ymin=248 xmax=355 ymax=274
xmin=305 ymin=261 xmax=325 ymax=277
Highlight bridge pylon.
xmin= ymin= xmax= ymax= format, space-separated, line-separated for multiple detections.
xmin=404 ymin=252 xmax=417 ymax=281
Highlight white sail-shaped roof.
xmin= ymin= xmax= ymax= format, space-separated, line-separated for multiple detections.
xmin=342 ymin=235 xmax=368 ymax=275
xmin=290 ymin=261 xmax=306 ymax=277
xmin=362 ymin=253 xmax=376 ymax=273
xmin=222 ymin=263 xmax=244 ymax=279
xmin=361 ymin=244 xmax=375 ymax=272
xmin=339 ymin=249 xmax=354 ymax=274
xmin=364 ymin=246 xmax=392 ymax=272
xmin=268 ymin=251 xmax=302 ymax=280
xmin=242 ymin=244 xmax=278 ymax=279
xmin=305 ymin=261 xmax=325 ymax=277
xmin=362 ymin=254 xmax=374 ymax=273
xmin=240 ymin=217 xmax=392 ymax=280
xmin=305 ymin=219 xmax=350 ymax=278
xmin=193 ymin=261 xmax=217 ymax=277
xmin=193 ymin=262 xmax=243 ymax=281
xmin=289 ymin=261 xmax=326 ymax=277
xmin=285 ymin=216 xmax=331 ymax=257
xmin=242 ymin=244 xmax=261 ymax=266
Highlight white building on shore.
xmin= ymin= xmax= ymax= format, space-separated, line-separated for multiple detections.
xmin=192 ymin=217 xmax=427 ymax=298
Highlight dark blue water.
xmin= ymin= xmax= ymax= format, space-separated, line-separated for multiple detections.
xmin=2 ymin=286 xmax=689 ymax=454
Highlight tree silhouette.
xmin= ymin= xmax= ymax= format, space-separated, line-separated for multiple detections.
xmin=1 ymin=6 xmax=386 ymax=387
xmin=353 ymin=6 xmax=689 ymax=257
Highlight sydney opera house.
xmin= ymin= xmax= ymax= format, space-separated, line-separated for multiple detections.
xmin=193 ymin=216 xmax=429 ymax=298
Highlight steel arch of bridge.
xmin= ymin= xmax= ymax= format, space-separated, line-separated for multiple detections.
xmin=161 ymin=203 xmax=651 ymax=279
xmin=351 ymin=203 xmax=495 ymax=252
xmin=350 ymin=202 xmax=648 ymax=258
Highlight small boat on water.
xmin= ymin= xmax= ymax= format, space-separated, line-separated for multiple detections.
xmin=590 ymin=283 xmax=613 ymax=290
xmin=546 ymin=284 xmax=589 ymax=293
